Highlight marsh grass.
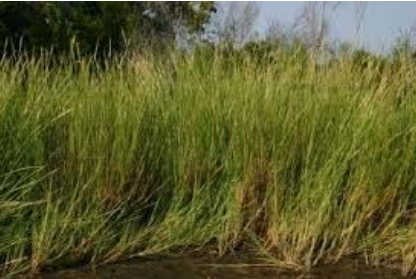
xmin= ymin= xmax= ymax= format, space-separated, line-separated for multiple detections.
xmin=1 ymin=49 xmax=416 ymax=277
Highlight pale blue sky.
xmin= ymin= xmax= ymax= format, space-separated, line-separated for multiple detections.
xmin=257 ymin=2 xmax=416 ymax=51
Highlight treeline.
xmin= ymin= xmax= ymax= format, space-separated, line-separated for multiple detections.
xmin=2 ymin=1 xmax=416 ymax=69
xmin=0 ymin=2 xmax=215 ymax=57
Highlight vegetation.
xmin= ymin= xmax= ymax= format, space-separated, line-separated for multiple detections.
xmin=0 ymin=47 xmax=416 ymax=277
xmin=0 ymin=2 xmax=216 ymax=56
xmin=2 ymin=2 xmax=416 ymax=278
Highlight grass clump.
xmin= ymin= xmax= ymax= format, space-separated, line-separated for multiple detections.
xmin=1 ymin=50 xmax=416 ymax=277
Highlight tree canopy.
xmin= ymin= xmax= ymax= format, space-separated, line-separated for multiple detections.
xmin=0 ymin=2 xmax=216 ymax=57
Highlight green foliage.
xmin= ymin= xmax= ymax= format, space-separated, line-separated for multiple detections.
xmin=0 ymin=2 xmax=216 ymax=57
xmin=1 ymin=50 xmax=416 ymax=276
xmin=0 ymin=2 xmax=51 ymax=52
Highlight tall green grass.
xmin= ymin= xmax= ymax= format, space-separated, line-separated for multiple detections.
xmin=1 ymin=49 xmax=416 ymax=277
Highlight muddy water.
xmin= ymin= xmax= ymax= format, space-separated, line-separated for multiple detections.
xmin=37 ymin=256 xmax=411 ymax=279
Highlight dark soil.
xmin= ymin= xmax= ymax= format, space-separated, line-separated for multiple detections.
xmin=34 ymin=255 xmax=411 ymax=279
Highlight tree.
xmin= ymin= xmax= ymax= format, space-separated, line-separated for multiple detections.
xmin=0 ymin=2 xmax=51 ymax=54
xmin=294 ymin=1 xmax=341 ymax=60
xmin=0 ymin=2 xmax=216 ymax=57
xmin=352 ymin=2 xmax=367 ymax=47
xmin=390 ymin=25 xmax=416 ymax=63
xmin=209 ymin=2 xmax=259 ymax=46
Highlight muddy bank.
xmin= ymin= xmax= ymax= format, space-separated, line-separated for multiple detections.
xmin=36 ymin=256 xmax=410 ymax=279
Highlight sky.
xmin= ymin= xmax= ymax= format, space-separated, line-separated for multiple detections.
xmin=256 ymin=1 xmax=416 ymax=52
